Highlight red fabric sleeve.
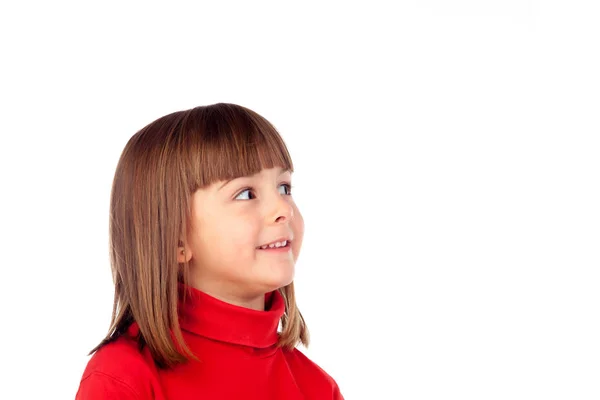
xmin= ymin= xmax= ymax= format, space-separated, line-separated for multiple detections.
xmin=76 ymin=372 xmax=141 ymax=400
xmin=331 ymin=378 xmax=345 ymax=400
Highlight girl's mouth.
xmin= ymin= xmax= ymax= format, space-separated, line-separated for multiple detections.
xmin=256 ymin=240 xmax=291 ymax=252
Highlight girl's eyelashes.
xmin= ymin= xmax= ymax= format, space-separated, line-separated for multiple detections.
xmin=234 ymin=183 xmax=293 ymax=201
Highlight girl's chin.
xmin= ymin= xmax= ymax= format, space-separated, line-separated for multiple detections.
xmin=259 ymin=271 xmax=295 ymax=291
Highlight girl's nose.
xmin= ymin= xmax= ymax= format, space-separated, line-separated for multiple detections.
xmin=271 ymin=195 xmax=293 ymax=223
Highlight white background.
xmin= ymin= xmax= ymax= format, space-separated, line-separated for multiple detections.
xmin=1 ymin=1 xmax=599 ymax=399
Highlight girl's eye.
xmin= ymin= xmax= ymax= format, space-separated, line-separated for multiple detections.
xmin=234 ymin=183 xmax=293 ymax=200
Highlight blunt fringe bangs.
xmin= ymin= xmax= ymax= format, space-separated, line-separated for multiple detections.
xmin=89 ymin=103 xmax=309 ymax=369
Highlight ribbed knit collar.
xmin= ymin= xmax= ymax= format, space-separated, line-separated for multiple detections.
xmin=177 ymin=283 xmax=285 ymax=349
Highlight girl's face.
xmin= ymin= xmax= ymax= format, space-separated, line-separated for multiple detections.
xmin=179 ymin=167 xmax=304 ymax=306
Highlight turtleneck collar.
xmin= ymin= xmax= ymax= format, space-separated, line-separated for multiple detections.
xmin=177 ymin=283 xmax=285 ymax=349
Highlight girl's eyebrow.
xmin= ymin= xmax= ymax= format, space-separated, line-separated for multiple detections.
xmin=218 ymin=168 xmax=291 ymax=191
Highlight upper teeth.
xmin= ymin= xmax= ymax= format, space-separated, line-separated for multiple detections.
xmin=259 ymin=240 xmax=287 ymax=249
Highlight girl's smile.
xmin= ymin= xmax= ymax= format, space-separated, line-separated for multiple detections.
xmin=257 ymin=240 xmax=293 ymax=253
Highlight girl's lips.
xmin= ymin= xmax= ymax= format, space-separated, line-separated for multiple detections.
xmin=257 ymin=241 xmax=292 ymax=252
xmin=258 ymin=237 xmax=292 ymax=248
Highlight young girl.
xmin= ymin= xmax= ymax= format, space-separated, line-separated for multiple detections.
xmin=75 ymin=103 xmax=344 ymax=399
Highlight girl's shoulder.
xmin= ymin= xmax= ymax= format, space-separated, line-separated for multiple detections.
xmin=285 ymin=348 xmax=344 ymax=399
xmin=76 ymin=328 xmax=160 ymax=399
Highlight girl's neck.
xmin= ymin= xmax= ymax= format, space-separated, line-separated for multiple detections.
xmin=187 ymin=278 xmax=266 ymax=311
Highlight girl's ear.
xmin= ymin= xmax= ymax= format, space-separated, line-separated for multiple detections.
xmin=178 ymin=238 xmax=192 ymax=263
xmin=177 ymin=247 xmax=187 ymax=264
xmin=178 ymin=246 xmax=192 ymax=263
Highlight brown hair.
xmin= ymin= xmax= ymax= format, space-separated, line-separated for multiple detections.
xmin=89 ymin=103 xmax=309 ymax=369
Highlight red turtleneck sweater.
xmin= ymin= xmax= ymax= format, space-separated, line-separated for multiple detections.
xmin=76 ymin=286 xmax=343 ymax=399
